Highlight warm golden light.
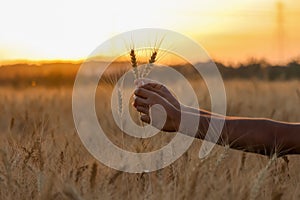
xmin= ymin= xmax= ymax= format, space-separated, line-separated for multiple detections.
xmin=1 ymin=0 xmax=299 ymax=64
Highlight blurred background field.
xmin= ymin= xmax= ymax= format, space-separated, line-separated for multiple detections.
xmin=0 ymin=62 xmax=300 ymax=199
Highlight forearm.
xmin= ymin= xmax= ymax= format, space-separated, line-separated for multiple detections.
xmin=226 ymin=118 xmax=300 ymax=155
xmin=178 ymin=111 xmax=300 ymax=156
xmin=225 ymin=118 xmax=279 ymax=155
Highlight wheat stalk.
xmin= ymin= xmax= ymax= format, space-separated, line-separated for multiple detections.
xmin=215 ymin=144 xmax=230 ymax=170
xmin=0 ymin=150 xmax=13 ymax=199
xmin=250 ymin=154 xmax=277 ymax=200
xmin=130 ymin=48 xmax=146 ymax=128
xmin=129 ymin=48 xmax=157 ymax=196
xmin=116 ymin=77 xmax=130 ymax=198
xmin=40 ymin=175 xmax=54 ymax=200
xmin=62 ymin=184 xmax=83 ymax=200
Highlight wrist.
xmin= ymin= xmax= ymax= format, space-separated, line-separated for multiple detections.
xmin=179 ymin=104 xmax=188 ymax=112
xmin=177 ymin=111 xmax=200 ymax=138
xmin=172 ymin=107 xmax=181 ymax=132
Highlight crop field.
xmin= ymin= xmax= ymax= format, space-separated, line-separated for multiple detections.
xmin=0 ymin=79 xmax=300 ymax=200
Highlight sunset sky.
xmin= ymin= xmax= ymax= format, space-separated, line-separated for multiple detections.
xmin=1 ymin=0 xmax=300 ymax=64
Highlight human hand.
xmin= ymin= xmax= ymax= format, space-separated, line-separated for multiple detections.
xmin=133 ymin=80 xmax=181 ymax=132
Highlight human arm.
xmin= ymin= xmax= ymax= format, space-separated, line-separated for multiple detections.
xmin=133 ymin=82 xmax=300 ymax=156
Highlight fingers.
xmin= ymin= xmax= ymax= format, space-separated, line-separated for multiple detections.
xmin=141 ymin=83 xmax=175 ymax=105
xmin=141 ymin=83 xmax=163 ymax=92
xmin=134 ymin=88 xmax=150 ymax=99
xmin=134 ymin=88 xmax=162 ymax=106
xmin=136 ymin=105 xmax=149 ymax=115
xmin=140 ymin=114 xmax=150 ymax=124
xmin=133 ymin=88 xmax=151 ymax=108
xmin=133 ymin=96 xmax=148 ymax=107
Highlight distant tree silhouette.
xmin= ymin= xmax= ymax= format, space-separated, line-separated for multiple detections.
xmin=0 ymin=60 xmax=300 ymax=88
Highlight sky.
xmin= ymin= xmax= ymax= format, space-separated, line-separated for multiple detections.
xmin=0 ymin=0 xmax=300 ymax=64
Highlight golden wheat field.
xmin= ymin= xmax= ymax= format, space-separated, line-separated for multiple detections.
xmin=0 ymin=79 xmax=300 ymax=200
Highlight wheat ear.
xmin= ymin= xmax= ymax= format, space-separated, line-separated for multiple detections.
xmin=130 ymin=49 xmax=139 ymax=80
xmin=142 ymin=50 xmax=157 ymax=78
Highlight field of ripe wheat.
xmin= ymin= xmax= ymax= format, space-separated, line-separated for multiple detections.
xmin=0 ymin=80 xmax=300 ymax=200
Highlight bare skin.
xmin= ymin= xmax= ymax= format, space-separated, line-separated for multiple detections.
xmin=133 ymin=79 xmax=300 ymax=156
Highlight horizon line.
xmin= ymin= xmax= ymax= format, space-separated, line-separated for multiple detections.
xmin=1 ymin=56 xmax=299 ymax=67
